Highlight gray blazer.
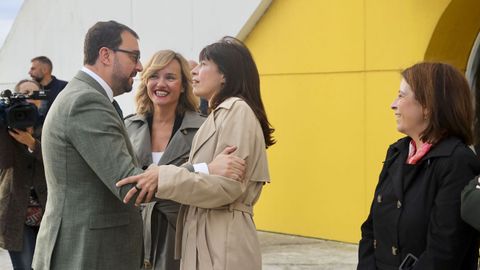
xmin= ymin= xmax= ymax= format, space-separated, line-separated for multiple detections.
xmin=125 ymin=111 xmax=205 ymax=269
xmin=33 ymin=71 xmax=144 ymax=270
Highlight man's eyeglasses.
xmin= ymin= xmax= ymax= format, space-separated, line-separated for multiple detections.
xmin=112 ymin=48 xmax=141 ymax=63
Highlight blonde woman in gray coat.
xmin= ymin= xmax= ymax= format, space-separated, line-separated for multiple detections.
xmin=125 ymin=50 xmax=205 ymax=270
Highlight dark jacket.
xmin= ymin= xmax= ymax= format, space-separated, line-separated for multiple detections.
xmin=43 ymin=75 xmax=68 ymax=114
xmin=358 ymin=136 xmax=480 ymax=270
xmin=0 ymin=125 xmax=47 ymax=251
xmin=461 ymin=160 xmax=480 ymax=231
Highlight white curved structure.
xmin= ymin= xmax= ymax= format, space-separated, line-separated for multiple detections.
xmin=0 ymin=0 xmax=271 ymax=114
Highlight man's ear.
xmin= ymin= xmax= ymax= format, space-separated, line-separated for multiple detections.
xmin=40 ymin=64 xmax=47 ymax=74
xmin=39 ymin=63 xmax=49 ymax=75
xmin=98 ymin=47 xmax=112 ymax=65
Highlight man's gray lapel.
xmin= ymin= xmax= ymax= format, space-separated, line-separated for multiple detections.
xmin=74 ymin=70 xmax=109 ymax=99
xmin=75 ymin=70 xmax=138 ymax=166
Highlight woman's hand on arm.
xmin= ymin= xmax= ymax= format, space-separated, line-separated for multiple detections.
xmin=115 ymin=146 xmax=246 ymax=207
xmin=208 ymin=146 xmax=246 ymax=181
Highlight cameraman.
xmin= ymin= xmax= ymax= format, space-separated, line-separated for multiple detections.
xmin=0 ymin=79 xmax=47 ymax=269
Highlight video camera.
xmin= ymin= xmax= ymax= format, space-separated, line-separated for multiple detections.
xmin=0 ymin=89 xmax=48 ymax=129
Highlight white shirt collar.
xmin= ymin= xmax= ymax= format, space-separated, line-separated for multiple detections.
xmin=81 ymin=66 xmax=114 ymax=102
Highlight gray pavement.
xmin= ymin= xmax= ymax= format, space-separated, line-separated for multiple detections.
xmin=0 ymin=231 xmax=358 ymax=269
xmin=260 ymin=231 xmax=358 ymax=270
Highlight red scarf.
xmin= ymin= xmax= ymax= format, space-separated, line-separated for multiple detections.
xmin=407 ymin=140 xmax=433 ymax=164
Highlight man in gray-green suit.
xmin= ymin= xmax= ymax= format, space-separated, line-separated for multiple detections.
xmin=32 ymin=20 xmax=245 ymax=270
xmin=32 ymin=20 xmax=147 ymax=270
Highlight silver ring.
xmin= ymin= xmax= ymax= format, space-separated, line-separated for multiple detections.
xmin=135 ymin=185 xmax=142 ymax=191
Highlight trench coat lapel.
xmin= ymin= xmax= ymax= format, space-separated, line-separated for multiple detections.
xmin=190 ymin=114 xmax=216 ymax=159
xmin=160 ymin=111 xmax=204 ymax=165
xmin=189 ymin=97 xmax=240 ymax=159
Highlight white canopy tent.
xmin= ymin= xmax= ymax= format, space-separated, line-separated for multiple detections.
xmin=0 ymin=0 xmax=271 ymax=114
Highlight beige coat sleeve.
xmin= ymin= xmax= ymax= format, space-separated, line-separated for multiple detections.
xmin=155 ymin=100 xmax=268 ymax=208
xmin=214 ymin=101 xmax=270 ymax=183
xmin=156 ymin=165 xmax=244 ymax=208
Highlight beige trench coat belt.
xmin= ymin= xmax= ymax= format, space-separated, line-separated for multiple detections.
xmin=211 ymin=201 xmax=253 ymax=215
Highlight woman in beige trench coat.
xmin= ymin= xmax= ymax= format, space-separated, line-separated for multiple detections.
xmin=118 ymin=37 xmax=275 ymax=270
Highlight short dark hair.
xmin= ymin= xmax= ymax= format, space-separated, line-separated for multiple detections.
xmin=31 ymin=56 xmax=52 ymax=71
xmin=199 ymin=36 xmax=275 ymax=148
xmin=402 ymin=62 xmax=474 ymax=145
xmin=83 ymin=20 xmax=139 ymax=65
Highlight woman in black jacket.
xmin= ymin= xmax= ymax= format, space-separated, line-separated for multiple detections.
xmin=357 ymin=62 xmax=480 ymax=270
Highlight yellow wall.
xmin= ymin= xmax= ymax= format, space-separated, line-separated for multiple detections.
xmin=244 ymin=0 xmax=455 ymax=243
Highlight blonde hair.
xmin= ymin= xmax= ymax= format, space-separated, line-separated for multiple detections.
xmin=135 ymin=50 xmax=198 ymax=115
xmin=14 ymin=79 xmax=41 ymax=93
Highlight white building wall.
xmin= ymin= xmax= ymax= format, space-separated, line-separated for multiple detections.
xmin=0 ymin=0 xmax=271 ymax=114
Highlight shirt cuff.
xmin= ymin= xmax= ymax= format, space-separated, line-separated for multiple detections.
xmin=193 ymin=163 xmax=210 ymax=175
